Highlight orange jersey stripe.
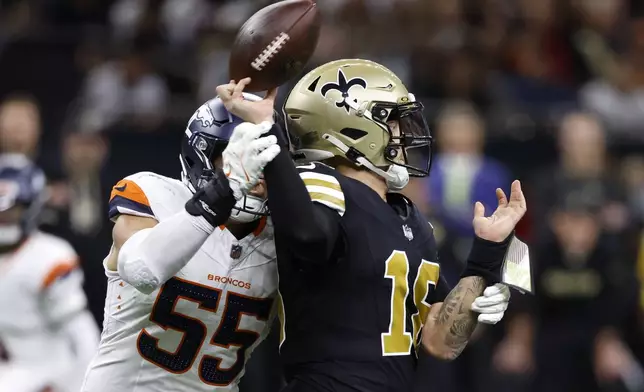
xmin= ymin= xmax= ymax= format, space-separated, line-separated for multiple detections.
xmin=253 ymin=216 xmax=267 ymax=236
xmin=41 ymin=259 xmax=79 ymax=289
xmin=110 ymin=179 xmax=150 ymax=207
xmin=218 ymin=217 xmax=266 ymax=236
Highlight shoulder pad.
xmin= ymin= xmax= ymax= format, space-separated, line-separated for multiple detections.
xmin=108 ymin=172 xmax=183 ymax=221
xmin=296 ymin=162 xmax=345 ymax=216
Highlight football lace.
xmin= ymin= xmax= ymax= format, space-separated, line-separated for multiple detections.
xmin=251 ymin=32 xmax=291 ymax=71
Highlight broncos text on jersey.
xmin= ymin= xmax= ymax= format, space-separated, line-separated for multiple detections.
xmin=81 ymin=172 xmax=278 ymax=392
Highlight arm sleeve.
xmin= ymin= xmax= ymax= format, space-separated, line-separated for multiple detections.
xmin=263 ymin=124 xmax=344 ymax=265
xmin=107 ymin=172 xmax=220 ymax=294
xmin=116 ymin=210 xmax=214 ymax=294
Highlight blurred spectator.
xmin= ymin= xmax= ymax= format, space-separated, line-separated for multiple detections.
xmin=109 ymin=0 xmax=149 ymax=43
xmin=531 ymin=112 xmax=630 ymax=237
xmin=621 ymin=155 xmax=644 ymax=225
xmin=41 ymin=131 xmax=112 ymax=323
xmin=161 ymin=0 xmax=210 ymax=47
xmin=197 ymin=33 xmax=234 ymax=104
xmin=494 ymin=183 xmax=640 ymax=392
xmin=417 ymin=101 xmax=510 ymax=265
xmin=45 ymin=132 xmax=109 ymax=237
xmin=0 ymin=94 xmax=41 ymax=157
xmin=579 ymin=54 xmax=644 ymax=143
xmin=78 ymin=46 xmax=169 ymax=133
xmin=407 ymin=101 xmax=510 ymax=392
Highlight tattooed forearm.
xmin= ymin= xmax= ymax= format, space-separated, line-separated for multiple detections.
xmin=422 ymin=276 xmax=486 ymax=360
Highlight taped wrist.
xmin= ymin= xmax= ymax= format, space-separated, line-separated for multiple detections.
xmin=185 ymin=168 xmax=236 ymax=227
xmin=461 ymin=233 xmax=514 ymax=285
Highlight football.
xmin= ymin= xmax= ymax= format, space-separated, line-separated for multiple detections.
xmin=229 ymin=0 xmax=321 ymax=92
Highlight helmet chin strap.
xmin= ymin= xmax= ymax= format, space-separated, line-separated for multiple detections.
xmin=229 ymin=195 xmax=268 ymax=223
xmin=322 ymin=134 xmax=409 ymax=191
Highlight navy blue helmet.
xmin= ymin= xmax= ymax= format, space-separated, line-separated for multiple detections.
xmin=179 ymin=94 xmax=269 ymax=223
xmin=0 ymin=154 xmax=46 ymax=246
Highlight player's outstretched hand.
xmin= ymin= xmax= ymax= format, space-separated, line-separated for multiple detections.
xmin=223 ymin=122 xmax=281 ymax=200
xmin=471 ymin=283 xmax=510 ymax=324
xmin=472 ymin=180 xmax=526 ymax=243
xmin=216 ymin=78 xmax=277 ymax=125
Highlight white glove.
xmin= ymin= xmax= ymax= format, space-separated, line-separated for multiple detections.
xmin=471 ymin=283 xmax=510 ymax=325
xmin=222 ymin=121 xmax=280 ymax=200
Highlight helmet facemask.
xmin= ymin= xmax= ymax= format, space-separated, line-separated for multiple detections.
xmin=317 ymin=94 xmax=433 ymax=190
xmin=370 ymin=100 xmax=433 ymax=177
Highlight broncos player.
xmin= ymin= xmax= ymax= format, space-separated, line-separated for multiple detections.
xmin=216 ymin=59 xmax=524 ymax=392
xmin=81 ymin=95 xmax=281 ymax=392
xmin=0 ymin=154 xmax=99 ymax=392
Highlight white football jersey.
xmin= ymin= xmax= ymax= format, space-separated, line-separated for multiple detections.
xmin=0 ymin=231 xmax=88 ymax=392
xmin=81 ymin=172 xmax=278 ymax=392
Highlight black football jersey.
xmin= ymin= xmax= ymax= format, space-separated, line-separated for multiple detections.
xmin=276 ymin=162 xmax=449 ymax=392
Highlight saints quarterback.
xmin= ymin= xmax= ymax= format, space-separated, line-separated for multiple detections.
xmin=216 ymin=59 xmax=524 ymax=392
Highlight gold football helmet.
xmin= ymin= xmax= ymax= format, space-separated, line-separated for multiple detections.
xmin=283 ymin=59 xmax=433 ymax=180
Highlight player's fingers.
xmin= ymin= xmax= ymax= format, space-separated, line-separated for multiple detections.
xmin=250 ymin=135 xmax=278 ymax=153
xmin=230 ymin=122 xmax=260 ymax=143
xmin=238 ymin=122 xmax=266 ymax=141
xmin=473 ymin=201 xmax=485 ymax=219
xmin=473 ymin=294 xmax=509 ymax=310
xmin=232 ymin=77 xmax=251 ymax=99
xmin=216 ymin=83 xmax=235 ymax=102
xmin=229 ymin=122 xmax=251 ymax=142
xmin=258 ymin=121 xmax=274 ymax=135
xmin=256 ymin=144 xmax=281 ymax=165
xmin=484 ymin=283 xmax=510 ymax=297
xmin=477 ymin=312 xmax=504 ymax=325
xmin=496 ymin=188 xmax=508 ymax=208
xmin=509 ymin=180 xmax=527 ymax=210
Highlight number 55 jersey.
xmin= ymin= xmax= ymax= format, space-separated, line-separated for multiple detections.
xmin=81 ymin=172 xmax=278 ymax=392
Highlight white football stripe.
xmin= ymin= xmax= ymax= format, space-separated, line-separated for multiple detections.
xmin=305 ymin=185 xmax=345 ymax=201
xmin=299 ymin=171 xmax=341 ymax=185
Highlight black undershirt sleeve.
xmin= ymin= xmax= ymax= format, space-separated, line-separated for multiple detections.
xmin=263 ymin=124 xmax=344 ymax=265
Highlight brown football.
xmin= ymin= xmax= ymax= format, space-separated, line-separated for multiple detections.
xmin=229 ymin=0 xmax=321 ymax=92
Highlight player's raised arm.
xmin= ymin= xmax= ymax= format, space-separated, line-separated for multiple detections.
xmin=422 ymin=182 xmax=525 ymax=360
xmin=217 ymin=81 xmax=344 ymax=266
xmin=107 ymin=171 xmax=237 ymax=294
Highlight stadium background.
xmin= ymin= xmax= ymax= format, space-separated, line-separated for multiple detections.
xmin=1 ymin=0 xmax=644 ymax=391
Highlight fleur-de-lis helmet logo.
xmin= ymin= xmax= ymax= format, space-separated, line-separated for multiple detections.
xmin=321 ymin=69 xmax=367 ymax=113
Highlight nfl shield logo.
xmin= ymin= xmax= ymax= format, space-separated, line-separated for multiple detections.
xmin=402 ymin=225 xmax=414 ymax=241
xmin=230 ymin=244 xmax=243 ymax=259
